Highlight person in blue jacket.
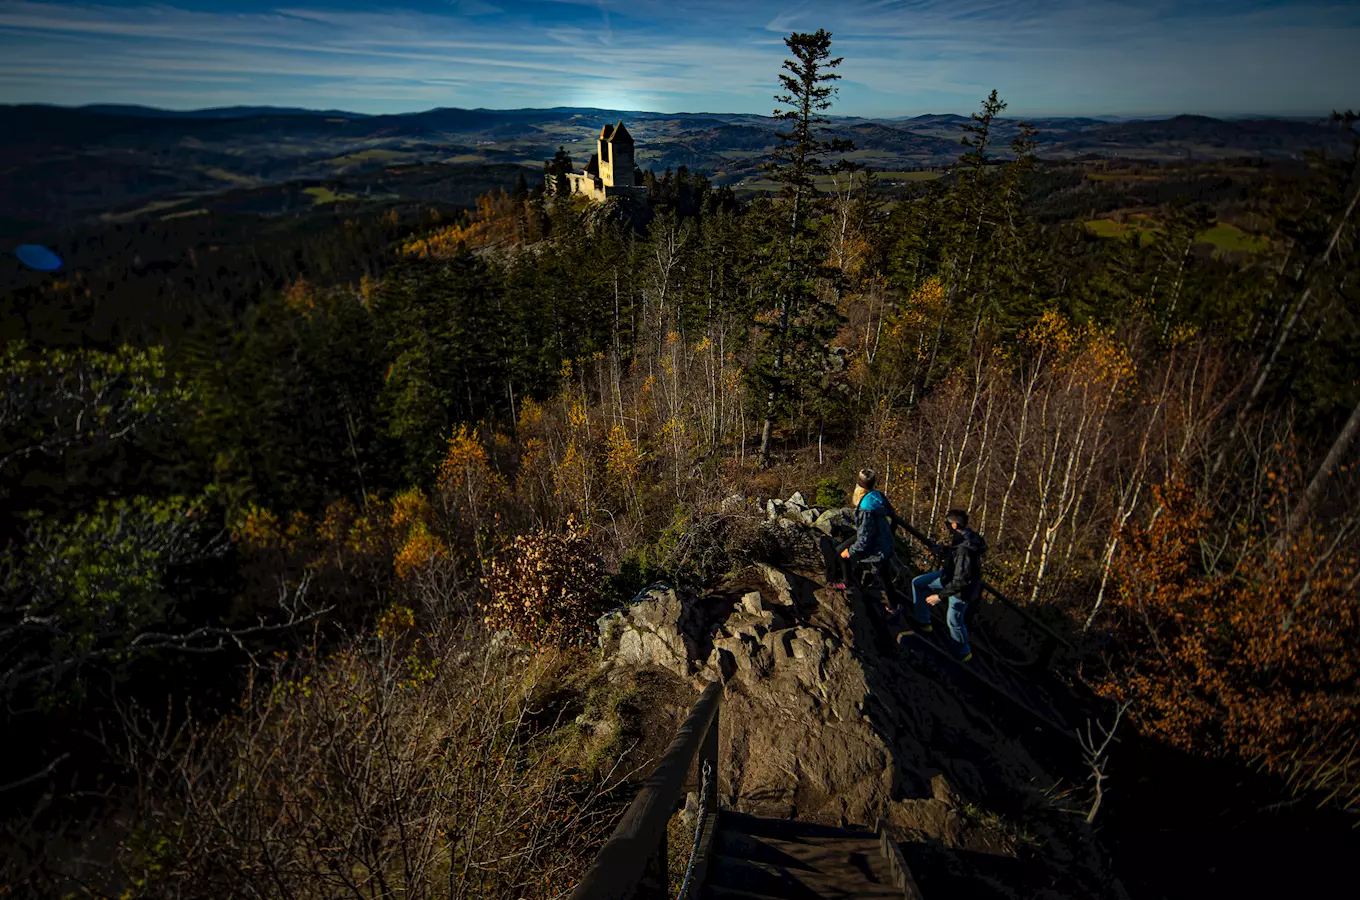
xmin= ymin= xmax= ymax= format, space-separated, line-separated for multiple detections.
xmin=911 ymin=508 xmax=988 ymax=662
xmin=823 ymin=469 xmax=909 ymax=616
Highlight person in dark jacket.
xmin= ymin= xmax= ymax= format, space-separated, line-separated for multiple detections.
xmin=821 ymin=469 xmax=909 ymax=614
xmin=911 ymin=508 xmax=987 ymax=661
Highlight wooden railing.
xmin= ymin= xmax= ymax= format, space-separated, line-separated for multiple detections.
xmin=892 ymin=519 xmax=1074 ymax=667
xmin=568 ymin=680 xmax=722 ymax=900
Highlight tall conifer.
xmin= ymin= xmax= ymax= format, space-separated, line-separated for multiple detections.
xmin=753 ymin=29 xmax=854 ymax=466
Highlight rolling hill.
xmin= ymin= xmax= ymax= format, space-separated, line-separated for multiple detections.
xmin=1 ymin=103 xmax=1353 ymax=235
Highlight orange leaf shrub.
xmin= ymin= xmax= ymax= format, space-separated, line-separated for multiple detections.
xmin=1094 ymin=479 xmax=1360 ymax=807
xmin=482 ymin=517 xmax=607 ymax=648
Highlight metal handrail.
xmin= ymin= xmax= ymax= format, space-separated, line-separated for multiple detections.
xmin=891 ymin=518 xmax=1075 ymax=661
xmin=569 ymin=680 xmax=723 ymax=900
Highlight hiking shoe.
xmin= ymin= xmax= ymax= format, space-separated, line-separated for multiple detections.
xmin=960 ymin=652 xmax=973 ymax=663
xmin=910 ymin=620 xmax=933 ymax=633
xmin=827 ymin=581 xmax=848 ymax=591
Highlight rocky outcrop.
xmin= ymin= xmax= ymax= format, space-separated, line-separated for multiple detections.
xmin=761 ymin=490 xmax=856 ymax=538
xmin=597 ymin=545 xmax=1111 ymax=897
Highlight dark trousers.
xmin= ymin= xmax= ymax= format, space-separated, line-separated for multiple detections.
xmin=820 ymin=535 xmax=854 ymax=584
xmin=820 ymin=535 xmax=908 ymax=612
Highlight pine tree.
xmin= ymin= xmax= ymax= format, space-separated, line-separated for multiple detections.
xmin=753 ymin=28 xmax=855 ymax=466
xmin=544 ymin=146 xmax=574 ymax=197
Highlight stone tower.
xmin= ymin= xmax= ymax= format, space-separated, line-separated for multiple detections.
xmin=561 ymin=120 xmax=648 ymax=203
xmin=597 ymin=121 xmax=635 ymax=189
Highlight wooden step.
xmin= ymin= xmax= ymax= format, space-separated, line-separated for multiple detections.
xmin=714 ymin=828 xmax=891 ymax=883
xmin=705 ymin=855 xmax=903 ymax=900
xmin=719 ymin=810 xmax=878 ymax=842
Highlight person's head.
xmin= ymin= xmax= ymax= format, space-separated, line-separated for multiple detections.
xmin=945 ymin=508 xmax=969 ymax=533
xmin=851 ymin=468 xmax=877 ymax=507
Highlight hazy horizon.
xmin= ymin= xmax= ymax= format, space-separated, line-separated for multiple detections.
xmin=11 ymin=100 xmax=1345 ymax=123
xmin=1 ymin=1 xmax=1356 ymax=120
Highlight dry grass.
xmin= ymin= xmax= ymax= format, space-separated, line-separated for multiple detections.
xmin=89 ymin=620 xmax=640 ymax=900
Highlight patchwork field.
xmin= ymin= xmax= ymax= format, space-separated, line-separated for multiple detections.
xmin=304 ymin=186 xmax=357 ymax=205
xmin=1084 ymin=214 xmax=1270 ymax=252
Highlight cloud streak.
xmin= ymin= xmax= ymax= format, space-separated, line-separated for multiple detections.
xmin=0 ymin=0 xmax=1355 ymax=115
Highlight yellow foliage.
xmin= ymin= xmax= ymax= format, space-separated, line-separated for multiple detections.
xmin=394 ymin=525 xmax=446 ymax=581
xmin=1167 ymin=322 xmax=1198 ymax=347
xmin=605 ymin=425 xmax=641 ymax=480
xmin=376 ymin=604 xmax=416 ymax=640
xmin=318 ymin=499 xmax=356 ymax=545
xmin=234 ymin=505 xmax=284 ymax=550
xmin=554 ymin=441 xmax=590 ymax=505
xmin=389 ymin=488 xmax=432 ymax=530
xmin=568 ymin=401 xmax=589 ymax=430
xmin=518 ymin=397 xmax=545 ymax=431
xmin=1024 ymin=310 xmax=1077 ymax=358
xmin=283 ymin=278 xmax=316 ymax=312
xmin=438 ymin=426 xmax=489 ymax=489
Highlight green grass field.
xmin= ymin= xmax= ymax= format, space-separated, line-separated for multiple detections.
xmin=327 ymin=148 xmax=407 ymax=167
xmin=1084 ymin=216 xmax=1269 ymax=253
xmin=203 ymin=167 xmax=257 ymax=186
xmin=1198 ymin=222 xmax=1270 ymax=253
xmin=304 ymin=186 xmax=356 ymax=205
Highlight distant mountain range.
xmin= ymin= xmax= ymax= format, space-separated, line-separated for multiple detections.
xmin=2 ymin=103 xmax=1354 ymax=234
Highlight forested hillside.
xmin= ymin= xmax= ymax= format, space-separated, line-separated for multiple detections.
xmin=2 ymin=29 xmax=1357 ymax=899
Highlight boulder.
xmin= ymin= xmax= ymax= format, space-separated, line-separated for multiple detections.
xmin=753 ymin=561 xmax=796 ymax=607
xmin=814 ymin=507 xmax=854 ymax=536
xmin=721 ymin=494 xmax=749 ymax=513
xmin=786 ymin=491 xmax=808 ymax=510
xmin=599 ymin=584 xmax=707 ymax=678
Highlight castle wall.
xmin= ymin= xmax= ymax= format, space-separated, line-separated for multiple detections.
xmin=564 ymin=171 xmax=607 ymax=202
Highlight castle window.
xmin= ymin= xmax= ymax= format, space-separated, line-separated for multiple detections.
xmin=601 ymin=142 xmax=610 ymax=163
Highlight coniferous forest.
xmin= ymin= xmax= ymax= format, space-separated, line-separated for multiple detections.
xmin=2 ymin=29 xmax=1358 ymax=899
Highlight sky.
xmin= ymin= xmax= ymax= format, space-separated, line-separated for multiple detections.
xmin=0 ymin=0 xmax=1356 ymax=118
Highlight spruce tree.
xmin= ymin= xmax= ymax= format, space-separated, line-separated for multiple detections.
xmin=753 ymin=28 xmax=854 ymax=466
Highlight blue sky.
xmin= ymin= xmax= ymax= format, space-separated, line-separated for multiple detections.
xmin=0 ymin=0 xmax=1356 ymax=117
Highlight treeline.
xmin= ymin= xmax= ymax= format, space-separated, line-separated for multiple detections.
xmin=1 ymin=29 xmax=1358 ymax=896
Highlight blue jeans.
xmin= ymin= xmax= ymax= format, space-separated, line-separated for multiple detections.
xmin=911 ymin=570 xmax=971 ymax=657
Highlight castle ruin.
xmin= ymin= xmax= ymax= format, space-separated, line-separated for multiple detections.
xmin=563 ymin=121 xmax=649 ymax=203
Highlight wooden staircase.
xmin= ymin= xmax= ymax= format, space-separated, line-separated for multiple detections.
xmin=697 ymin=811 xmax=921 ymax=900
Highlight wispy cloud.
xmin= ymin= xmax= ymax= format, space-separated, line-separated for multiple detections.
xmin=0 ymin=0 xmax=1355 ymax=115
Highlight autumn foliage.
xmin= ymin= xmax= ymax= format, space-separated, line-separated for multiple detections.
xmin=1093 ymin=479 xmax=1360 ymax=810
xmin=482 ymin=517 xmax=609 ymax=649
